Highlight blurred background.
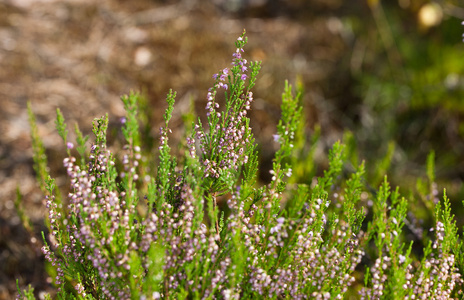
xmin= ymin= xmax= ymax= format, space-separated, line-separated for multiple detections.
xmin=1 ymin=0 xmax=463 ymax=298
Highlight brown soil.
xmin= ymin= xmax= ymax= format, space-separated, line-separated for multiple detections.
xmin=0 ymin=0 xmax=354 ymax=298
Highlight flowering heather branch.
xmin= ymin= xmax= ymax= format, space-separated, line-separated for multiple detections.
xmin=19 ymin=31 xmax=464 ymax=299
xmin=194 ymin=31 xmax=260 ymax=193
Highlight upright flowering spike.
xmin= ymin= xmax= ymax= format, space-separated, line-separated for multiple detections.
xmin=195 ymin=30 xmax=260 ymax=188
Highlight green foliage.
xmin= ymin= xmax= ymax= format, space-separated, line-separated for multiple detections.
xmin=121 ymin=91 xmax=141 ymax=147
xmin=55 ymin=108 xmax=69 ymax=154
xmin=19 ymin=31 xmax=464 ymax=300
xmin=348 ymin=1 xmax=464 ymax=207
xmin=27 ymin=102 xmax=49 ymax=194
xmin=14 ymin=187 xmax=33 ymax=235
xmin=74 ymin=123 xmax=90 ymax=168
xmin=16 ymin=283 xmax=36 ymax=300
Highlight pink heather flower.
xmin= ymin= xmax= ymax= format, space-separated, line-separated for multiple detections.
xmin=241 ymin=74 xmax=247 ymax=81
xmin=120 ymin=117 xmax=126 ymax=124
xmin=286 ymin=168 xmax=292 ymax=177
xmin=67 ymin=142 xmax=74 ymax=149
xmin=217 ymin=83 xmax=229 ymax=90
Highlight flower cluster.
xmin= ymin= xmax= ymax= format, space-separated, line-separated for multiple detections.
xmin=212 ymin=68 xmax=230 ymax=90
xmin=222 ymin=189 xmax=363 ymax=299
xmin=194 ymin=32 xmax=257 ymax=180
xmin=41 ymin=243 xmax=64 ymax=286
xmin=232 ymin=36 xmax=248 ymax=80
xmin=120 ymin=144 xmax=142 ymax=181
xmin=404 ymin=221 xmax=462 ymax=299
xmin=140 ymin=180 xmax=223 ymax=297
xmin=360 ymin=218 xmax=462 ymax=300
xmin=41 ymin=144 xmax=141 ymax=299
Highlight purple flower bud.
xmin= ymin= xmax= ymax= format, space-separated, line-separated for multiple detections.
xmin=67 ymin=142 xmax=74 ymax=149
xmin=120 ymin=117 xmax=126 ymax=124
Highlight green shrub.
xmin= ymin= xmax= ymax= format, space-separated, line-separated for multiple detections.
xmin=18 ymin=30 xmax=463 ymax=299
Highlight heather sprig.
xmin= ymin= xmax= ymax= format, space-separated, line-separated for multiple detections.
xmin=74 ymin=123 xmax=90 ymax=168
xmin=27 ymin=102 xmax=49 ymax=194
xmin=15 ymin=284 xmax=37 ymax=300
xmin=14 ymin=187 xmax=34 ymax=237
xmin=194 ymin=30 xmax=260 ymax=195
xmin=360 ymin=177 xmax=412 ymax=299
xmin=121 ymin=91 xmax=141 ymax=147
xmin=267 ymin=80 xmax=303 ymax=217
xmin=55 ymin=108 xmax=70 ymax=155
xmin=153 ymin=89 xmax=177 ymax=212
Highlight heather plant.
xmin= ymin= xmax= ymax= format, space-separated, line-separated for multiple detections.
xmin=18 ymin=31 xmax=464 ymax=299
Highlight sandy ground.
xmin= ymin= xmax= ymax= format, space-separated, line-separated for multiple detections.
xmin=0 ymin=0 xmax=354 ymax=298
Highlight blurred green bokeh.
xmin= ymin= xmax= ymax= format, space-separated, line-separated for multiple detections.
xmin=339 ymin=1 xmax=464 ymax=210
